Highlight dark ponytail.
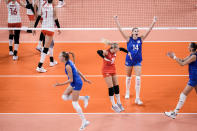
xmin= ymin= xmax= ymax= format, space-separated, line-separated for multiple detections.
xmin=61 ymin=51 xmax=75 ymax=63
xmin=190 ymin=42 xmax=197 ymax=51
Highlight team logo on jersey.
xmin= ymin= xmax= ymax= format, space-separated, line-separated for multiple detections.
xmin=137 ymin=40 xmax=141 ymax=44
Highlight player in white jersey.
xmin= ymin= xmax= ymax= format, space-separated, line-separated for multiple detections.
xmin=26 ymin=0 xmax=35 ymax=33
xmin=5 ymin=0 xmax=34 ymax=60
xmin=33 ymin=0 xmax=61 ymax=72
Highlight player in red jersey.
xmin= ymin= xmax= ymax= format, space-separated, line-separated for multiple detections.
xmin=97 ymin=39 xmax=129 ymax=113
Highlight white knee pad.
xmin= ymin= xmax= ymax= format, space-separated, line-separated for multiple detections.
xmin=72 ymin=101 xmax=81 ymax=112
xmin=135 ymin=76 xmax=141 ymax=86
xmin=62 ymin=95 xmax=72 ymax=101
xmin=180 ymin=93 xmax=187 ymax=102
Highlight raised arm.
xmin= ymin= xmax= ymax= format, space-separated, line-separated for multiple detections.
xmin=141 ymin=16 xmax=157 ymax=41
xmin=113 ymin=16 xmax=129 ymax=41
xmin=167 ymin=52 xmax=196 ymax=66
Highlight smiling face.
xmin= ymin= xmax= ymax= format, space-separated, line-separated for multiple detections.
xmin=132 ymin=28 xmax=139 ymax=37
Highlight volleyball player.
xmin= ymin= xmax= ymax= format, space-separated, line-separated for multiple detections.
xmin=33 ymin=0 xmax=61 ymax=72
xmin=54 ymin=51 xmax=91 ymax=130
xmin=164 ymin=42 xmax=197 ymax=119
xmin=114 ymin=16 xmax=157 ymax=105
xmin=26 ymin=0 xmax=35 ymax=33
xmin=97 ymin=39 xmax=129 ymax=112
xmin=5 ymin=0 xmax=34 ymax=60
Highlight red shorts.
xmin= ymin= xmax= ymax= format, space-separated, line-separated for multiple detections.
xmin=27 ymin=15 xmax=35 ymax=21
xmin=102 ymin=72 xmax=116 ymax=78
xmin=8 ymin=23 xmax=22 ymax=28
xmin=42 ymin=30 xmax=54 ymax=36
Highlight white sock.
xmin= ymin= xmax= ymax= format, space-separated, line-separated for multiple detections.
xmin=40 ymin=52 xmax=47 ymax=63
xmin=126 ymin=76 xmax=131 ymax=94
xmin=14 ymin=44 xmax=19 ymax=51
xmin=72 ymin=101 xmax=86 ymax=122
xmin=135 ymin=76 xmax=141 ymax=99
xmin=62 ymin=95 xmax=72 ymax=101
xmin=49 ymin=48 xmax=53 ymax=57
xmin=110 ymin=96 xmax=116 ymax=106
xmin=174 ymin=93 xmax=187 ymax=114
xmin=115 ymin=94 xmax=121 ymax=104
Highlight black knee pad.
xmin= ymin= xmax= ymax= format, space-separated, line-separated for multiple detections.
xmin=108 ymin=87 xmax=114 ymax=96
xmin=39 ymin=32 xmax=44 ymax=41
xmin=43 ymin=48 xmax=49 ymax=54
xmin=114 ymin=85 xmax=119 ymax=94
xmin=9 ymin=34 xmax=14 ymax=40
xmin=14 ymin=30 xmax=20 ymax=44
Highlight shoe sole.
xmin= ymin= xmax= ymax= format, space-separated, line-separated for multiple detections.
xmin=164 ymin=112 xmax=175 ymax=119
xmin=80 ymin=121 xmax=90 ymax=130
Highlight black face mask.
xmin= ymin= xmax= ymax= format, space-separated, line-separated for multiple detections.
xmin=48 ymin=0 xmax=52 ymax=3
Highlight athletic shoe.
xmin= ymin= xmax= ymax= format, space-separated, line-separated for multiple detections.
xmin=36 ymin=67 xmax=47 ymax=73
xmin=117 ymin=103 xmax=125 ymax=111
xmin=36 ymin=46 xmax=42 ymax=52
xmin=49 ymin=61 xmax=58 ymax=67
xmin=80 ymin=120 xmax=90 ymax=130
xmin=135 ymin=98 xmax=143 ymax=105
xmin=84 ymin=96 xmax=90 ymax=108
xmin=9 ymin=51 xmax=13 ymax=56
xmin=13 ymin=56 xmax=18 ymax=60
xmin=125 ymin=91 xmax=130 ymax=99
xmin=57 ymin=1 xmax=65 ymax=8
xmin=112 ymin=104 xmax=121 ymax=113
xmin=164 ymin=111 xmax=177 ymax=119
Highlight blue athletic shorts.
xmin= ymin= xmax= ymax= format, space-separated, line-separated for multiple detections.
xmin=71 ymin=82 xmax=83 ymax=91
xmin=188 ymin=79 xmax=197 ymax=87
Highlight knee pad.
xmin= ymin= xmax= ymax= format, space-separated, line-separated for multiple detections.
xmin=72 ymin=101 xmax=81 ymax=112
xmin=14 ymin=30 xmax=20 ymax=44
xmin=108 ymin=87 xmax=114 ymax=96
xmin=62 ymin=95 xmax=68 ymax=100
xmin=114 ymin=85 xmax=119 ymax=94
xmin=9 ymin=34 xmax=14 ymax=40
xmin=43 ymin=48 xmax=49 ymax=54
xmin=180 ymin=93 xmax=187 ymax=102
xmin=135 ymin=76 xmax=141 ymax=86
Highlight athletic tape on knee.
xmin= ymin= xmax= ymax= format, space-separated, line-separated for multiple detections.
xmin=108 ymin=87 xmax=114 ymax=96
xmin=114 ymin=85 xmax=120 ymax=94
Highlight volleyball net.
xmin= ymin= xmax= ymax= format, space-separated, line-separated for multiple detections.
xmin=0 ymin=0 xmax=196 ymax=30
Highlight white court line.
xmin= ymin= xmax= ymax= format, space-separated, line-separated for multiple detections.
xmin=1 ymin=27 xmax=197 ymax=30
xmin=0 ymin=75 xmax=188 ymax=77
xmin=0 ymin=41 xmax=196 ymax=43
xmin=0 ymin=113 xmax=196 ymax=115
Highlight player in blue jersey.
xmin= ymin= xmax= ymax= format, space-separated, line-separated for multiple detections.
xmin=54 ymin=51 xmax=91 ymax=130
xmin=164 ymin=42 xmax=197 ymax=119
xmin=114 ymin=16 xmax=157 ymax=105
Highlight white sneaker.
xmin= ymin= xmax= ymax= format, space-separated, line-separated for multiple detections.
xmin=135 ymin=98 xmax=143 ymax=105
xmin=13 ymin=56 xmax=18 ymax=60
xmin=117 ymin=103 xmax=125 ymax=111
xmin=80 ymin=120 xmax=90 ymax=130
xmin=49 ymin=61 xmax=58 ymax=67
xmin=164 ymin=111 xmax=177 ymax=119
xmin=36 ymin=67 xmax=47 ymax=73
xmin=9 ymin=51 xmax=13 ymax=56
xmin=84 ymin=96 xmax=90 ymax=108
xmin=112 ymin=104 xmax=121 ymax=113
xmin=125 ymin=91 xmax=130 ymax=99
xmin=57 ymin=1 xmax=65 ymax=8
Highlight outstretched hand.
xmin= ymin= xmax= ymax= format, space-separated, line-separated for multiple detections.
xmin=167 ymin=52 xmax=175 ymax=59
xmin=84 ymin=79 xmax=92 ymax=84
